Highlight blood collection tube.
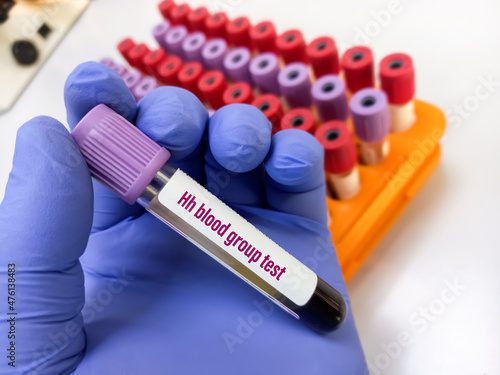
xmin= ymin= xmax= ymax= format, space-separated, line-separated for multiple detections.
xmin=165 ymin=25 xmax=188 ymax=59
xmin=117 ymin=37 xmax=135 ymax=66
xmin=223 ymin=47 xmax=253 ymax=84
xmin=249 ymin=20 xmax=277 ymax=53
xmin=169 ymin=3 xmax=191 ymax=27
xmin=341 ymin=46 xmax=374 ymax=94
xmin=311 ymin=74 xmax=348 ymax=122
xmin=201 ymin=38 xmax=228 ymax=72
xmin=205 ymin=12 xmax=229 ymax=39
xmin=99 ymin=57 xmax=114 ymax=68
xmin=280 ymin=108 xmax=315 ymax=134
xmin=188 ymin=6 xmax=209 ymax=32
xmin=112 ymin=63 xmax=127 ymax=77
xmin=379 ymin=53 xmax=416 ymax=133
xmin=122 ymin=69 xmax=142 ymax=93
xmin=127 ymin=43 xmax=150 ymax=73
xmin=251 ymin=94 xmax=283 ymax=134
xmin=143 ymin=48 xmax=167 ymax=78
xmin=249 ymin=52 xmax=280 ymax=95
xmin=152 ymin=21 xmax=171 ymax=52
xmin=158 ymin=0 xmax=175 ymax=20
xmin=156 ymin=55 xmax=183 ymax=86
xmin=177 ymin=61 xmax=204 ymax=99
xmin=100 ymin=58 xmax=127 ymax=77
xmin=133 ymin=77 xmax=158 ymax=102
xmin=226 ymin=16 xmax=252 ymax=48
xmin=306 ymin=36 xmax=340 ymax=78
xmin=222 ymin=81 xmax=254 ymax=105
xmin=182 ymin=32 xmax=206 ymax=63
xmin=278 ymin=62 xmax=312 ymax=108
xmin=72 ymin=104 xmax=347 ymax=333
xmin=198 ymin=70 xmax=227 ymax=109
xmin=349 ymin=88 xmax=390 ymax=166
xmin=276 ymin=29 xmax=307 ymax=64
xmin=315 ymin=121 xmax=360 ymax=200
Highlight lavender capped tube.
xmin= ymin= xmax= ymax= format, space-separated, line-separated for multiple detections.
xmin=202 ymin=38 xmax=228 ymax=72
xmin=122 ymin=69 xmax=142 ymax=92
xmin=311 ymin=75 xmax=348 ymax=122
xmin=153 ymin=20 xmax=171 ymax=51
xmin=278 ymin=62 xmax=312 ymax=108
xmin=71 ymin=104 xmax=347 ymax=334
xmin=350 ymin=88 xmax=391 ymax=165
xmin=133 ymin=77 xmax=158 ymax=101
xmin=223 ymin=47 xmax=253 ymax=84
xmin=165 ymin=25 xmax=188 ymax=59
xmin=249 ymin=52 xmax=280 ymax=95
xmin=182 ymin=32 xmax=206 ymax=63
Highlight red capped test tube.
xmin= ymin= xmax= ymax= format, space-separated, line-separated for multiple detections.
xmin=177 ymin=61 xmax=204 ymax=99
xmin=281 ymin=108 xmax=316 ymax=134
xmin=117 ymin=37 xmax=136 ymax=66
xmin=222 ymin=81 xmax=254 ymax=105
xmin=156 ymin=55 xmax=183 ymax=86
xmin=226 ymin=16 xmax=252 ymax=48
xmin=205 ymin=12 xmax=229 ymax=39
xmin=127 ymin=43 xmax=151 ymax=73
xmin=142 ymin=48 xmax=167 ymax=79
xmin=188 ymin=6 xmax=209 ymax=32
xmin=379 ymin=53 xmax=416 ymax=133
xmin=158 ymin=0 xmax=175 ymax=20
xmin=169 ymin=3 xmax=191 ymax=27
xmin=341 ymin=46 xmax=375 ymax=94
xmin=315 ymin=121 xmax=360 ymax=200
xmin=250 ymin=21 xmax=277 ymax=53
xmin=251 ymin=94 xmax=283 ymax=134
xmin=198 ymin=70 xmax=227 ymax=109
xmin=276 ymin=29 xmax=307 ymax=64
xmin=307 ymin=36 xmax=340 ymax=78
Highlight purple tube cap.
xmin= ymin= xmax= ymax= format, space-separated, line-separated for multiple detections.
xmin=350 ymin=88 xmax=390 ymax=142
xmin=249 ymin=52 xmax=279 ymax=77
xmin=224 ymin=47 xmax=251 ymax=80
xmin=182 ymin=32 xmax=206 ymax=62
xmin=72 ymin=104 xmax=170 ymax=205
xmin=311 ymin=75 xmax=346 ymax=101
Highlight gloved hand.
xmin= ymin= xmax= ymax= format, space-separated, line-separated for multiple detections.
xmin=0 ymin=62 xmax=367 ymax=375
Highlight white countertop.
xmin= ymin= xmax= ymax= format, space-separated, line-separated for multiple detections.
xmin=1 ymin=0 xmax=499 ymax=373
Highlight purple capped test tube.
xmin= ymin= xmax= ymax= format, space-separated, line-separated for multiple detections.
xmin=350 ymin=88 xmax=390 ymax=142
xmin=122 ymin=69 xmax=142 ymax=93
xmin=165 ymin=25 xmax=188 ymax=59
xmin=311 ymin=74 xmax=348 ymax=122
xmin=201 ymin=38 xmax=228 ymax=72
xmin=133 ymin=76 xmax=158 ymax=102
xmin=182 ymin=32 xmax=207 ymax=63
xmin=152 ymin=20 xmax=170 ymax=51
xmin=112 ymin=63 xmax=128 ymax=77
xmin=99 ymin=57 xmax=114 ymax=68
xmin=249 ymin=52 xmax=280 ymax=96
xmin=278 ymin=62 xmax=312 ymax=108
xmin=223 ymin=47 xmax=252 ymax=85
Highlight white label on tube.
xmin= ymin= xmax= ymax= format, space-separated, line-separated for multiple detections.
xmin=157 ymin=169 xmax=317 ymax=306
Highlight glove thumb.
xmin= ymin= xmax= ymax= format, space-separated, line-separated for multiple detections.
xmin=0 ymin=116 xmax=92 ymax=374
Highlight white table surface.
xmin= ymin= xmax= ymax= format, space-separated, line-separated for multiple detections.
xmin=1 ymin=0 xmax=499 ymax=374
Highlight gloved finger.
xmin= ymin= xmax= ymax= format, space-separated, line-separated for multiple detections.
xmin=0 ymin=117 xmax=92 ymax=373
xmin=64 ymin=61 xmax=141 ymax=232
xmin=206 ymin=104 xmax=271 ymax=206
xmin=264 ymin=129 xmax=328 ymax=225
xmin=135 ymin=86 xmax=209 ymax=183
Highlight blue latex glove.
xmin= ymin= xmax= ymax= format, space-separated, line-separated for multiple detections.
xmin=0 ymin=62 xmax=367 ymax=375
